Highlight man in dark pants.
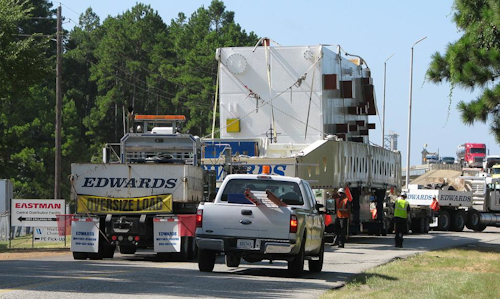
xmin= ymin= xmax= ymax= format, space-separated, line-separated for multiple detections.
xmin=394 ymin=192 xmax=410 ymax=248
xmin=334 ymin=188 xmax=350 ymax=248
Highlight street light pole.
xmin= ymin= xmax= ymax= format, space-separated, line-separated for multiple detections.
xmin=405 ymin=36 xmax=427 ymax=188
xmin=381 ymin=53 xmax=395 ymax=148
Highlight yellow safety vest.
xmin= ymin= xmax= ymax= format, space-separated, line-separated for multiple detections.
xmin=394 ymin=198 xmax=408 ymax=219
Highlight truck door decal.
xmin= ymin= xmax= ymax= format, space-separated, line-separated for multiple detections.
xmin=77 ymin=194 xmax=173 ymax=214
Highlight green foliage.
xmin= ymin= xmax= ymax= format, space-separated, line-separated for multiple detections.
xmin=427 ymin=0 xmax=500 ymax=142
xmin=0 ymin=0 xmax=258 ymax=199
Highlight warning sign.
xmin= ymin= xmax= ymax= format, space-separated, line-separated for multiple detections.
xmin=77 ymin=194 xmax=172 ymax=214
xmin=34 ymin=227 xmax=66 ymax=242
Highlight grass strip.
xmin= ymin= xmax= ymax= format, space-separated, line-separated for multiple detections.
xmin=322 ymin=244 xmax=500 ymax=299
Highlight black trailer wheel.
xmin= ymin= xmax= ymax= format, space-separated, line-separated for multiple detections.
xmin=288 ymin=241 xmax=305 ymax=278
xmin=198 ymin=248 xmax=216 ymax=272
xmin=451 ymin=210 xmax=466 ymax=232
xmin=308 ymin=239 xmax=324 ymax=273
xmin=467 ymin=209 xmax=481 ymax=230
xmin=474 ymin=224 xmax=487 ymax=232
xmin=225 ymin=254 xmax=241 ymax=267
xmin=119 ymin=246 xmax=136 ymax=254
xmin=419 ymin=217 xmax=428 ymax=234
xmin=437 ymin=211 xmax=451 ymax=231
xmin=73 ymin=252 xmax=88 ymax=260
xmin=88 ymin=252 xmax=103 ymax=260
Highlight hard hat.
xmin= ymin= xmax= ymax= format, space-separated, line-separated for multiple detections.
xmin=401 ymin=191 xmax=407 ymax=197
xmin=338 ymin=188 xmax=345 ymax=194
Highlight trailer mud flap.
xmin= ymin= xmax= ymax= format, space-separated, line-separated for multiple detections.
xmin=153 ymin=217 xmax=181 ymax=252
xmin=71 ymin=217 xmax=99 ymax=253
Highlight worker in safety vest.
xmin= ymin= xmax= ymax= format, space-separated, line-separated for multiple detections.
xmin=394 ymin=192 xmax=410 ymax=248
xmin=334 ymin=188 xmax=351 ymax=248
xmin=430 ymin=196 xmax=440 ymax=213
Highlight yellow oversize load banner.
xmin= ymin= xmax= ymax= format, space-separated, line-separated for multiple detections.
xmin=77 ymin=194 xmax=173 ymax=214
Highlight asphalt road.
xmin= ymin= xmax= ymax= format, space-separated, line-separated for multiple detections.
xmin=1 ymin=228 xmax=500 ymax=299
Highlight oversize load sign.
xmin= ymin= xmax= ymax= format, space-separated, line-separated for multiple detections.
xmin=11 ymin=199 xmax=65 ymax=227
xmin=77 ymin=194 xmax=173 ymax=214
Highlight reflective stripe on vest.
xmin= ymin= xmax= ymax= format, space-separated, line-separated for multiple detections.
xmin=394 ymin=198 xmax=408 ymax=219
xmin=337 ymin=198 xmax=349 ymax=218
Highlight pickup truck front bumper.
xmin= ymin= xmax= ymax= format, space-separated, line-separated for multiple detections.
xmin=196 ymin=236 xmax=294 ymax=254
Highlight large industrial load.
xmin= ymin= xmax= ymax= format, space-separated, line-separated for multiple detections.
xmin=457 ymin=143 xmax=486 ymax=168
xmin=70 ymin=115 xmax=214 ymax=260
xmin=408 ymin=176 xmax=500 ymax=232
xmin=202 ymin=40 xmax=402 ymax=236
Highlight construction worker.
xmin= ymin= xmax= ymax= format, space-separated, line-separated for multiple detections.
xmin=394 ymin=192 xmax=410 ymax=248
xmin=334 ymin=188 xmax=350 ymax=248
xmin=430 ymin=196 xmax=440 ymax=212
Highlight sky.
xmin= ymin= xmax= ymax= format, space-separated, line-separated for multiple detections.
xmin=54 ymin=0 xmax=500 ymax=167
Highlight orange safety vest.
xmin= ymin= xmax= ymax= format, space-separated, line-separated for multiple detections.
xmin=430 ymin=200 xmax=440 ymax=211
xmin=336 ymin=197 xmax=349 ymax=218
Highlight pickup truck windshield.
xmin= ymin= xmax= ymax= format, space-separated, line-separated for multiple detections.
xmin=221 ymin=179 xmax=304 ymax=205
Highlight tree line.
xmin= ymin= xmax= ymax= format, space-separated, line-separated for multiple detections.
xmin=2 ymin=0 xmax=499 ymax=200
xmin=0 ymin=0 xmax=258 ymax=199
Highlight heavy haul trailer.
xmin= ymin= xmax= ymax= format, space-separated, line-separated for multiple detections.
xmin=408 ymin=177 xmax=500 ymax=232
xmin=70 ymin=115 xmax=214 ymax=260
xmin=202 ymin=42 xmax=402 ymax=236
xmin=202 ymin=138 xmax=402 ymax=236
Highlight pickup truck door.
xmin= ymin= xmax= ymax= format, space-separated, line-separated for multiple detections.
xmin=303 ymin=183 xmax=323 ymax=252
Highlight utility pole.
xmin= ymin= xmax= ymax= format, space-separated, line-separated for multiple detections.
xmin=55 ymin=5 xmax=62 ymax=200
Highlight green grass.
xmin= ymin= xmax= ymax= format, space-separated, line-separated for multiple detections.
xmin=322 ymin=244 xmax=500 ymax=299
xmin=0 ymin=234 xmax=70 ymax=252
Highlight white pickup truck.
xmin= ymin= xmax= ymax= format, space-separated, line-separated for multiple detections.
xmin=195 ymin=173 xmax=325 ymax=277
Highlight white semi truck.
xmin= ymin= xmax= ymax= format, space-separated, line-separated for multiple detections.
xmin=70 ymin=115 xmax=216 ymax=260
xmin=407 ymin=177 xmax=500 ymax=232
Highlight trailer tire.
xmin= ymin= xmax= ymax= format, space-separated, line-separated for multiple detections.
xmin=467 ymin=209 xmax=481 ymax=230
xmin=474 ymin=224 xmax=487 ymax=232
xmin=73 ymin=252 xmax=88 ymax=260
xmin=288 ymin=241 xmax=305 ymax=278
xmin=308 ymin=239 xmax=324 ymax=273
xmin=88 ymin=252 xmax=103 ymax=260
xmin=198 ymin=249 xmax=216 ymax=272
xmin=451 ymin=211 xmax=466 ymax=232
xmin=119 ymin=246 xmax=136 ymax=254
xmin=437 ymin=211 xmax=451 ymax=231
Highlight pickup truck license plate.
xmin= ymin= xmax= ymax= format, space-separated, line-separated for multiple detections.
xmin=237 ymin=239 xmax=254 ymax=249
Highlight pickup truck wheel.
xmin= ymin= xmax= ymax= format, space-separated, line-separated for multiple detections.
xmin=225 ymin=254 xmax=240 ymax=267
xmin=198 ymin=249 xmax=216 ymax=272
xmin=73 ymin=252 xmax=88 ymax=260
xmin=288 ymin=242 xmax=305 ymax=278
xmin=308 ymin=240 xmax=324 ymax=273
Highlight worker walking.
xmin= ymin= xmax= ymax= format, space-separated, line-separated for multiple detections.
xmin=394 ymin=192 xmax=410 ymax=248
xmin=334 ymin=188 xmax=351 ymax=248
